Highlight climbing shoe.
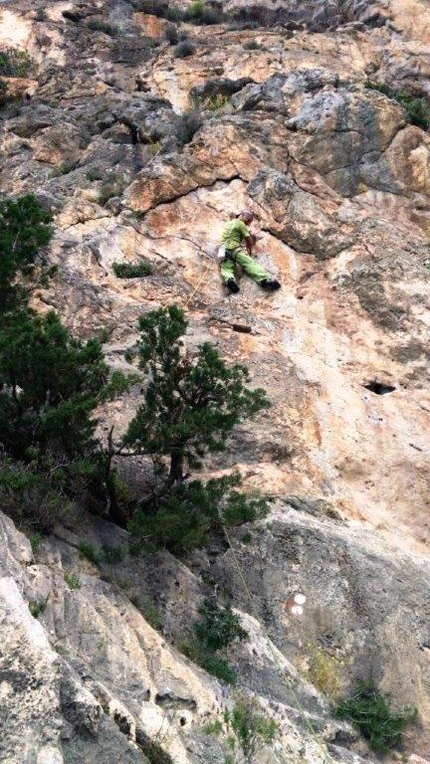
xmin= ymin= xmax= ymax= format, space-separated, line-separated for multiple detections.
xmin=260 ymin=278 xmax=281 ymax=292
xmin=226 ymin=279 xmax=240 ymax=294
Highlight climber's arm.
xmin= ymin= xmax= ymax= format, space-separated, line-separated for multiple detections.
xmin=244 ymin=235 xmax=253 ymax=255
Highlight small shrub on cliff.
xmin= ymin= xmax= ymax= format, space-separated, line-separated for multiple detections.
xmin=164 ymin=23 xmax=187 ymax=44
xmin=176 ymin=110 xmax=203 ymax=146
xmin=0 ymin=47 xmax=31 ymax=77
xmin=0 ymin=457 xmax=73 ymax=532
xmin=173 ymin=40 xmax=196 ymax=59
xmin=0 ymin=79 xmax=8 ymax=107
xmin=366 ymin=81 xmax=430 ymax=132
xmin=336 ymin=682 xmax=416 ymax=753
xmin=195 ymin=597 xmax=248 ymax=652
xmin=205 ymin=696 xmax=277 ymax=761
xmin=182 ymin=597 xmax=247 ymax=684
xmin=87 ymin=19 xmax=119 ymax=36
xmin=112 ymin=260 xmax=152 ymax=278
xmin=183 ymin=1 xmax=223 ymax=24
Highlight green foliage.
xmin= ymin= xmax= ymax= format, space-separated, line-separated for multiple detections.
xmin=51 ymin=161 xmax=78 ymax=177
xmin=194 ymin=597 xmax=248 ymax=652
xmin=224 ymin=697 xmax=277 ymax=762
xmin=181 ymin=598 xmax=247 ymax=685
xmin=125 ymin=305 xmax=269 ymax=483
xmin=173 ymin=40 xmax=196 ymax=59
xmin=141 ymin=596 xmax=163 ymax=630
xmin=165 ymin=23 xmax=187 ymax=44
xmin=243 ymin=40 xmax=261 ymax=50
xmin=86 ymin=167 xmax=103 ymax=181
xmin=28 ymin=598 xmax=47 ymax=618
xmin=0 ymin=456 xmax=73 ymax=532
xmin=336 ymin=682 xmax=416 ymax=753
xmin=0 ymin=79 xmax=8 ymax=107
xmin=0 ymin=194 xmax=53 ymax=313
xmin=64 ymin=570 xmax=81 ymax=589
xmin=129 ymin=473 xmax=267 ymax=554
xmin=176 ymin=110 xmax=202 ymax=146
xmin=0 ymin=310 xmax=110 ymax=460
xmin=203 ymin=718 xmax=223 ymax=735
xmin=366 ymin=81 xmax=430 ymax=131
xmin=183 ymin=1 xmax=223 ymax=24
xmin=112 ymin=260 xmax=152 ymax=278
xmin=29 ymin=532 xmax=42 ymax=554
xmin=202 ymin=655 xmax=238 ymax=685
xmin=102 ymin=544 xmax=124 ymax=564
xmin=0 ymin=47 xmax=31 ymax=77
xmin=87 ymin=19 xmax=119 ymax=35
xmin=98 ymin=174 xmax=127 ymax=205
xmin=78 ymin=540 xmax=102 ymax=566
xmin=307 ymin=647 xmax=341 ymax=700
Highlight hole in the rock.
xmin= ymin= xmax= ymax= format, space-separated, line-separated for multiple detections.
xmin=363 ymin=381 xmax=396 ymax=395
xmin=179 ymin=717 xmax=186 ymax=726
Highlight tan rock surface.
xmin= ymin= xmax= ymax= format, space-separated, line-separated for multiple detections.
xmin=1 ymin=0 xmax=430 ymax=760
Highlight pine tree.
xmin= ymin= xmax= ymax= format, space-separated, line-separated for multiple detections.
xmin=0 ymin=194 xmax=53 ymax=313
xmin=124 ymin=305 xmax=269 ymax=483
xmin=0 ymin=310 xmax=111 ymax=460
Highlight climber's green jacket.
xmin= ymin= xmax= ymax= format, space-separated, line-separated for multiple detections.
xmin=221 ymin=219 xmax=251 ymax=254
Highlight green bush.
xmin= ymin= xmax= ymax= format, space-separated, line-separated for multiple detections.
xmin=173 ymin=40 xmax=196 ymax=59
xmin=0 ymin=48 xmax=31 ymax=77
xmin=224 ymin=697 xmax=277 ymax=761
xmin=129 ymin=473 xmax=267 ymax=555
xmin=86 ymin=167 xmax=103 ymax=181
xmin=336 ymin=682 xmax=416 ymax=753
xmin=0 ymin=457 xmax=73 ymax=532
xmin=51 ymin=161 xmax=78 ymax=177
xmin=112 ymin=260 xmax=152 ymax=278
xmin=201 ymin=654 xmax=237 ymax=684
xmin=366 ymin=81 xmax=430 ymax=131
xmin=87 ymin=19 xmax=119 ymax=35
xmin=183 ymin=1 xmax=223 ymax=24
xmin=176 ymin=110 xmax=202 ymax=146
xmin=181 ymin=598 xmax=248 ymax=685
xmin=64 ymin=571 xmax=81 ymax=589
xmin=30 ymin=532 xmax=42 ymax=554
xmin=102 ymin=544 xmax=124 ymax=564
xmin=243 ymin=40 xmax=261 ymax=50
xmin=165 ymin=23 xmax=187 ymax=44
xmin=98 ymin=175 xmax=127 ymax=205
xmin=0 ymin=79 xmax=8 ymax=107
xmin=78 ymin=540 xmax=102 ymax=566
xmin=28 ymin=598 xmax=47 ymax=618
xmin=194 ymin=597 xmax=248 ymax=652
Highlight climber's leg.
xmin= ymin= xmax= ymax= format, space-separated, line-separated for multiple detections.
xmin=220 ymin=257 xmax=239 ymax=293
xmin=235 ymin=249 xmax=269 ymax=283
xmin=235 ymin=249 xmax=281 ymax=291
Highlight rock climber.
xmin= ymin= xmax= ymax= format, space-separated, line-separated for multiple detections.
xmin=219 ymin=210 xmax=281 ymax=294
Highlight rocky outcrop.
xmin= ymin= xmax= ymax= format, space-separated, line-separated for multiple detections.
xmin=1 ymin=0 xmax=430 ymax=761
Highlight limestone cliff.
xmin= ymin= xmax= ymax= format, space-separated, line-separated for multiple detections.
xmin=1 ymin=1 xmax=429 ymax=763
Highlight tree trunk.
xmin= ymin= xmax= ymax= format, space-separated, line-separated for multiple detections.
xmin=169 ymin=451 xmax=184 ymax=484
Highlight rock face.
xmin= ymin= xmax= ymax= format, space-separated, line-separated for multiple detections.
xmin=1 ymin=0 xmax=430 ymax=762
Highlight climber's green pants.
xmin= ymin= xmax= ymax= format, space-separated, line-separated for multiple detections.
xmin=219 ymin=248 xmax=268 ymax=284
